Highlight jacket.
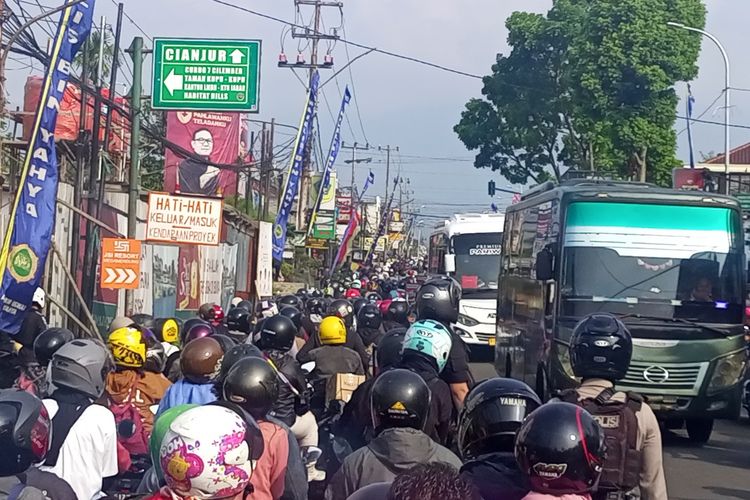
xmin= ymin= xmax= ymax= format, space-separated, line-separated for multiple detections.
xmin=297 ymin=330 xmax=370 ymax=375
xmin=106 ymin=369 xmax=172 ymax=434
xmin=574 ymin=379 xmax=667 ymax=500
xmin=265 ymin=350 xmax=308 ymax=427
xmin=325 ymin=427 xmax=462 ymax=500
xmin=522 ymin=494 xmax=591 ymax=500
xmin=397 ymin=355 xmax=452 ymax=445
xmin=0 ymin=469 xmax=76 ymax=500
xmin=337 ymin=377 xmax=376 ymax=450
xmin=248 ymin=417 xmax=307 ymax=500
xmin=156 ymin=378 xmax=217 ymax=417
xmin=461 ymin=452 xmax=529 ymax=500
xmin=357 ymin=326 xmax=385 ymax=348
xmin=14 ymin=309 xmax=46 ymax=366
xmin=306 ymin=346 xmax=365 ymax=378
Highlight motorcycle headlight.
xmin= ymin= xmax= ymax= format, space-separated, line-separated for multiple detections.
xmin=457 ymin=313 xmax=479 ymax=327
xmin=708 ymin=351 xmax=746 ymax=394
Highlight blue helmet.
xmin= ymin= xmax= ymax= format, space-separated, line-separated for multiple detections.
xmin=402 ymin=319 xmax=453 ymax=372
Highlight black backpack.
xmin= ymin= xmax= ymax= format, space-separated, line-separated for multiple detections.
xmin=559 ymin=387 xmax=643 ymax=494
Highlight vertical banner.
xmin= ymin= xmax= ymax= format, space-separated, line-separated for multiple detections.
xmin=272 ymin=71 xmax=320 ymax=261
xmin=257 ymin=222 xmax=273 ymax=297
xmin=365 ymin=177 xmax=399 ymax=266
xmin=332 ymin=209 xmax=360 ymax=272
xmin=164 ymin=111 xmax=241 ymax=197
xmin=220 ymin=243 xmax=238 ymax=311
xmin=132 ymin=244 xmax=154 ymax=315
xmin=0 ymin=0 xmax=95 ymax=333
xmin=199 ymin=245 xmax=222 ymax=306
xmin=177 ymin=245 xmax=201 ymax=313
xmin=308 ymin=86 xmax=351 ymax=236
xmin=153 ymin=245 xmax=179 ymax=318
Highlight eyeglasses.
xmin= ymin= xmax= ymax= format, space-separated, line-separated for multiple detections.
xmin=193 ymin=138 xmax=213 ymax=144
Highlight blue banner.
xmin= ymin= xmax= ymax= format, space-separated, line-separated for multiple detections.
xmin=307 ymin=86 xmax=351 ymax=236
xmin=272 ymin=71 xmax=320 ymax=261
xmin=0 ymin=0 xmax=95 ymax=334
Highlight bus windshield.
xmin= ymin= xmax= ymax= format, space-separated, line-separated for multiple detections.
xmin=452 ymin=232 xmax=503 ymax=291
xmin=561 ymin=202 xmax=743 ymax=324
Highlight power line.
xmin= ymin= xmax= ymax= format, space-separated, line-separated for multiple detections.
xmin=110 ymin=0 xmax=152 ymax=42
xmin=677 ymin=90 xmax=724 ymax=137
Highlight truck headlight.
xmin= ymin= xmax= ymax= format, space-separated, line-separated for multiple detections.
xmin=708 ymin=351 xmax=746 ymax=394
xmin=457 ymin=313 xmax=479 ymax=327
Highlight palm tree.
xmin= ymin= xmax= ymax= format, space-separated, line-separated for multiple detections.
xmin=74 ymin=27 xmax=113 ymax=82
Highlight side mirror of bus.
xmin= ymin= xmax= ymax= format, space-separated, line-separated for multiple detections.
xmin=535 ymin=249 xmax=554 ymax=281
xmin=444 ymin=254 xmax=456 ymax=273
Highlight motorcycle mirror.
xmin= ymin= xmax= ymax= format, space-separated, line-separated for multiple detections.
xmin=301 ymin=361 xmax=316 ymax=373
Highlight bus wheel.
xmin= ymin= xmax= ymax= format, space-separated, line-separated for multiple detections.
xmin=686 ymin=418 xmax=713 ymax=444
xmin=535 ymin=365 xmax=547 ymax=401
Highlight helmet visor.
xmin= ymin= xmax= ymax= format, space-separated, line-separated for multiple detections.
xmin=462 ymin=399 xmax=536 ymax=454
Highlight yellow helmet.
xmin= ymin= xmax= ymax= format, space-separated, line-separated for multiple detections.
xmin=107 ymin=327 xmax=146 ymax=368
xmin=319 ymin=316 xmax=347 ymax=345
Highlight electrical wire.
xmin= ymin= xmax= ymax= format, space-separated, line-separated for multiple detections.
xmin=677 ymin=90 xmax=724 ymax=136
xmin=111 ymin=0 xmax=152 ymax=42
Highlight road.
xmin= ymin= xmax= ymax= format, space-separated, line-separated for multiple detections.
xmin=468 ymin=356 xmax=750 ymax=500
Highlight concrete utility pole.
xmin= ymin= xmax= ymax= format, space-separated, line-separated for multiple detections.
xmin=127 ymin=37 xmax=143 ymax=240
xmin=342 ymin=142 xmax=370 ymax=196
xmin=378 ymin=145 xmax=398 ymax=203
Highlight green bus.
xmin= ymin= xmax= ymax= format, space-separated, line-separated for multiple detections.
xmin=494 ymin=180 xmax=746 ymax=443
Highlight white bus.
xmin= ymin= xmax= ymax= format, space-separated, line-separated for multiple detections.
xmin=428 ymin=213 xmax=505 ymax=345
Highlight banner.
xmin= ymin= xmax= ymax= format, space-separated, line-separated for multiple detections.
xmin=220 ymin=243 xmax=238 ymax=311
xmin=365 ymin=177 xmax=399 ymax=266
xmin=164 ymin=111 xmax=241 ymax=197
xmin=0 ymin=0 xmax=95 ymax=333
xmin=153 ymin=245 xmax=179 ymax=318
xmin=132 ymin=244 xmax=154 ymax=315
xmin=272 ymin=71 xmax=320 ymax=261
xmin=308 ymin=86 xmax=350 ymax=236
xmin=177 ymin=245 xmax=201 ymax=313
xmin=332 ymin=209 xmax=360 ymax=271
xmin=256 ymin=222 xmax=273 ymax=297
xmin=199 ymin=245 xmax=222 ymax=306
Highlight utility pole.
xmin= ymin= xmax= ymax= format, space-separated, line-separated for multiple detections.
xmin=378 ymin=145 xmax=398 ymax=203
xmin=341 ymin=142 xmax=370 ymax=196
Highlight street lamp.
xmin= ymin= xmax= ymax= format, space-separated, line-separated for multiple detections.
xmin=667 ymin=22 xmax=730 ymax=193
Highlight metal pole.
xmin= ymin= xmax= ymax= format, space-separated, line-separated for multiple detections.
xmin=127 ymin=37 xmax=143 ymax=239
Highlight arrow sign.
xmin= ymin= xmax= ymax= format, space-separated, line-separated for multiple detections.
xmin=100 ymin=238 xmax=141 ymax=290
xmin=164 ymin=69 xmax=183 ymax=95
xmin=229 ymin=49 xmax=244 ymax=64
xmin=104 ymin=268 xmax=117 ymax=284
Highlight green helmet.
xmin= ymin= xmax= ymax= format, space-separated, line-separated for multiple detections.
xmin=150 ymin=404 xmax=198 ymax=480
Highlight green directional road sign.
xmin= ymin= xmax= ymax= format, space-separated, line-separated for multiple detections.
xmin=152 ymin=38 xmax=261 ymax=112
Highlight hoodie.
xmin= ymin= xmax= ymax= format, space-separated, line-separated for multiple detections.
xmin=325 ymin=427 xmax=461 ymax=500
xmin=461 ymin=452 xmax=530 ymax=500
xmin=156 ymin=379 xmax=216 ymax=417
xmin=106 ymin=370 xmax=171 ymax=434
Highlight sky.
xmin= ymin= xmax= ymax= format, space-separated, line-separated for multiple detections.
xmin=4 ymin=0 xmax=749 ymax=224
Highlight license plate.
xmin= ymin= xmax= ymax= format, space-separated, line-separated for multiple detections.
xmin=488 ymin=337 xmax=496 ymax=346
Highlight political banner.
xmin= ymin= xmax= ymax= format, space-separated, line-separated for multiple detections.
xmin=132 ymin=244 xmax=154 ymax=315
xmin=220 ymin=243 xmax=238 ymax=311
xmin=177 ymin=245 xmax=201 ymax=313
xmin=256 ymin=222 xmax=273 ymax=297
xmin=164 ymin=111 xmax=241 ymax=197
xmin=0 ymin=0 xmax=95 ymax=334
xmin=153 ymin=245 xmax=179 ymax=318
xmin=272 ymin=71 xmax=319 ymax=261
xmin=199 ymin=245 xmax=222 ymax=306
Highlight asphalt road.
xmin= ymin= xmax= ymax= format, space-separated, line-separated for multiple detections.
xmin=468 ymin=355 xmax=750 ymax=500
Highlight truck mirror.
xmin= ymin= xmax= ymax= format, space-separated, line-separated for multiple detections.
xmin=535 ymin=249 xmax=554 ymax=281
xmin=444 ymin=254 xmax=456 ymax=274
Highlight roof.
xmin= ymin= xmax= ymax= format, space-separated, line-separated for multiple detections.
xmin=704 ymin=142 xmax=750 ymax=165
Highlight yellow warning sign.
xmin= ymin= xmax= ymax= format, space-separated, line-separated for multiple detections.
xmin=390 ymin=401 xmax=406 ymax=411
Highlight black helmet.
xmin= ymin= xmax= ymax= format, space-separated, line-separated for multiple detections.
xmin=374 ymin=328 xmax=405 ymax=373
xmin=181 ymin=318 xmax=211 ymax=345
xmin=570 ymin=313 xmax=632 ymax=381
xmin=143 ymin=330 xmax=167 ymax=373
xmin=458 ymin=378 xmax=542 ymax=460
xmin=357 ymin=304 xmax=383 ymax=330
xmin=237 ymin=300 xmax=254 ymax=312
xmin=352 ymin=297 xmax=368 ymax=314
xmin=365 ymin=292 xmax=380 ymax=304
xmin=33 ymin=327 xmax=74 ymax=366
xmin=296 ymin=288 xmax=309 ymax=299
xmin=130 ymin=314 xmax=155 ymax=331
xmin=371 ymin=368 xmax=431 ymax=433
xmin=210 ymin=334 xmax=237 ymax=353
xmin=0 ymin=390 xmax=50 ymax=475
xmin=223 ymin=357 xmax=280 ymax=420
xmin=218 ymin=343 xmax=263 ymax=383
xmin=279 ymin=306 xmax=303 ymax=331
xmin=327 ymin=299 xmax=355 ymax=328
xmin=278 ymin=294 xmax=302 ymax=309
xmin=258 ymin=315 xmax=297 ymax=352
xmin=386 ymin=299 xmax=409 ymax=326
xmin=416 ymin=277 xmax=461 ymax=323
xmin=515 ymin=402 xmax=605 ymax=496
xmin=305 ymin=297 xmax=325 ymax=316
xmin=226 ymin=306 xmax=252 ymax=334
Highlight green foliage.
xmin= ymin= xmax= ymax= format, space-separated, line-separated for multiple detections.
xmin=455 ymin=0 xmax=706 ymax=185
xmin=73 ymin=29 xmax=114 ymax=82
xmin=139 ymin=101 xmax=165 ymax=192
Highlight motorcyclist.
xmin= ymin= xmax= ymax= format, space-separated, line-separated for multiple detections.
xmin=415 ymin=277 xmax=472 ymax=409
xmin=326 ymin=369 xmax=461 ymax=499
xmin=153 ymin=318 xmax=181 ymax=381
xmin=222 ymin=357 xmax=307 ymax=500
xmin=300 ymin=316 xmax=365 ymax=379
xmin=41 ymin=339 xmax=119 ymax=500
xmin=301 ymin=297 xmax=325 ymax=341
xmin=14 ymin=288 xmax=48 ymax=392
xmin=356 ymin=304 xmax=385 ymax=348
xmin=383 ymin=299 xmax=410 ymax=331
xmin=279 ymin=306 xmax=308 ymax=354
xmin=515 ymin=402 xmax=606 ymax=500
xmin=0 ymin=389 xmax=76 ymax=500
xmin=28 ymin=327 xmax=74 ymax=397
xmin=557 ymin=313 xmax=667 ymax=500
xmin=278 ymin=294 xmax=303 ymax=311
xmin=458 ymin=378 xmax=542 ymax=500
xmin=397 ymin=319 xmax=453 ymax=445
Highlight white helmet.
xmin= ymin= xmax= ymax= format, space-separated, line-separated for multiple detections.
xmin=32 ymin=287 xmax=45 ymax=309
xmin=230 ymin=297 xmax=243 ymax=308
xmin=402 ymin=319 xmax=453 ymax=373
xmin=160 ymin=405 xmax=254 ymax=499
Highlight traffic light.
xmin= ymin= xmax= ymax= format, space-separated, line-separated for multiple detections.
xmin=488 ymin=180 xmax=496 ymax=196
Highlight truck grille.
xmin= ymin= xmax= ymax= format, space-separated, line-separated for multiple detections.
xmin=617 ymin=361 xmax=708 ymax=396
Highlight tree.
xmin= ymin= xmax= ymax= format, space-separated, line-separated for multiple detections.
xmin=73 ymin=28 xmax=114 ymax=82
xmin=139 ymin=101 xmax=165 ymax=191
xmin=455 ymin=0 xmax=706 ymax=186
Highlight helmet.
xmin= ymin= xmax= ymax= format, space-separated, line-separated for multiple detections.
xmin=109 ymin=316 xmax=135 ymax=333
xmin=211 ymin=305 xmax=225 ymax=324
xmin=230 ymin=297 xmax=243 ymax=309
xmin=222 ymin=357 xmax=280 ymax=420
xmin=295 ymin=288 xmax=309 ymax=299
xmin=402 ymin=320 xmax=453 ymax=373
xmin=0 ymin=390 xmax=50 ymax=475
xmin=107 ymin=327 xmax=147 ymax=368
xmin=278 ymin=294 xmax=302 ymax=309
xmin=143 ymin=330 xmax=167 ymax=373
xmin=237 ymin=300 xmax=253 ymax=312
xmin=570 ymin=313 xmax=632 ymax=381
xmin=159 ymin=405 xmax=254 ymax=499
xmin=351 ymin=279 xmax=362 ymax=290
xmin=515 ymin=402 xmax=606 ymax=495
xmin=150 ymin=404 xmax=198 ymax=481
xmin=227 ymin=307 xmax=252 ymax=334
xmin=256 ymin=300 xmax=279 ymax=319
xmin=371 ymin=369 xmax=431 ymax=433
xmin=210 ymin=334 xmax=237 ymax=354
xmin=32 ymin=288 xmax=45 ymax=309
xmin=309 ymin=289 xmax=323 ymax=298
xmin=319 ymin=316 xmax=347 ymax=345
xmin=180 ymin=337 xmax=224 ymax=384
xmin=305 ymin=297 xmax=325 ymax=316
xmin=416 ymin=277 xmax=461 ymax=323
xmin=386 ymin=299 xmax=410 ymax=326
xmin=365 ymin=292 xmax=380 ymax=304
xmin=357 ymin=304 xmax=382 ymax=330
xmin=198 ymin=303 xmax=215 ymax=322
xmin=50 ymin=339 xmax=113 ymax=398
xmin=258 ymin=315 xmax=297 ymax=352
xmin=181 ymin=318 xmax=211 ymax=345
xmin=183 ymin=322 xmax=215 ymax=346
xmin=345 ymin=288 xmax=361 ymax=300
xmin=327 ymin=299 xmax=354 ymax=328
xmin=378 ymin=298 xmax=392 ymax=316
xmin=33 ymin=327 xmax=74 ymax=366
xmin=154 ymin=318 xmax=180 ymax=345
xmin=131 ymin=314 xmax=155 ymax=330
xmin=278 ymin=306 xmax=302 ymax=331
xmin=458 ymin=378 xmax=542 ymax=460
xmin=374 ymin=328 xmax=406 ymax=373
xmin=352 ymin=297 xmax=368 ymax=314
xmin=218 ymin=344 xmax=263 ymax=383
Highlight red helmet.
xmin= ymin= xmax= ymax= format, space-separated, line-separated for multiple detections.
xmin=211 ymin=304 xmax=225 ymax=324
xmin=345 ymin=288 xmax=361 ymax=300
xmin=378 ymin=298 xmax=392 ymax=316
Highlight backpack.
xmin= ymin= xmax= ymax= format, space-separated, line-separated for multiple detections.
xmin=109 ymin=386 xmax=149 ymax=457
xmin=559 ymin=387 xmax=643 ymax=493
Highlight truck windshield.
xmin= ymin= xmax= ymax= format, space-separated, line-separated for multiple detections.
xmin=452 ymin=232 xmax=503 ymax=291
xmin=561 ymin=202 xmax=743 ymax=324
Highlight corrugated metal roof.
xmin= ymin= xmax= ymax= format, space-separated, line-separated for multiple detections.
xmin=705 ymin=142 xmax=750 ymax=165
